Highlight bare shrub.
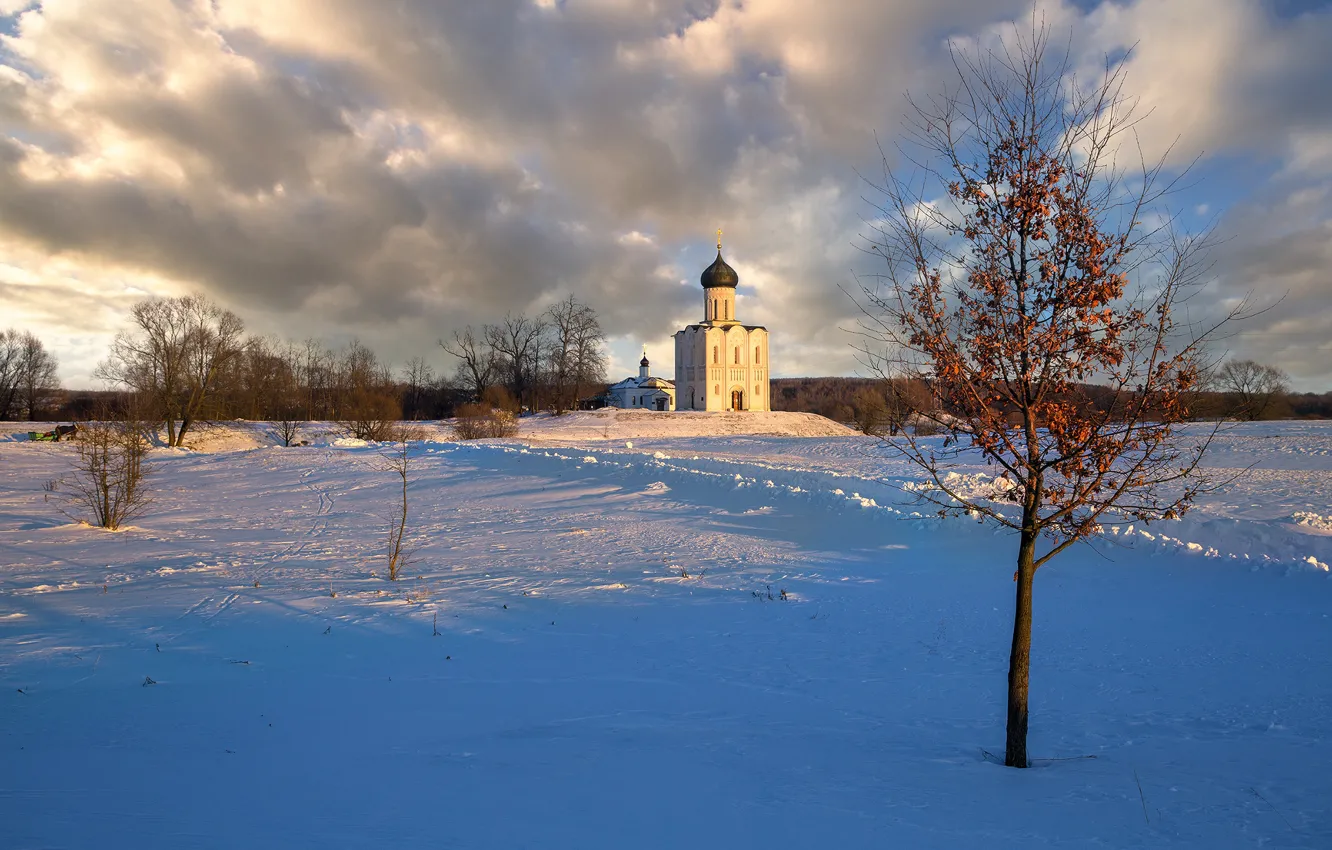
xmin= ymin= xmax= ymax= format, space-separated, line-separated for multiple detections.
xmin=65 ymin=414 xmax=151 ymax=530
xmin=453 ymin=403 xmax=518 ymax=440
xmin=341 ymin=390 xmax=401 ymax=441
xmin=393 ymin=423 xmax=429 ymax=442
xmin=910 ymin=416 xmax=942 ymax=437
xmin=851 ymin=387 xmax=888 ymax=435
xmin=481 ymin=385 xmax=520 ymax=414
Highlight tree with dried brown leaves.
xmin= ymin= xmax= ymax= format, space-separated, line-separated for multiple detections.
xmin=856 ymin=24 xmax=1249 ymax=767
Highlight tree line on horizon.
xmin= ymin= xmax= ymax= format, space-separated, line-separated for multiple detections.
xmin=4 ymin=315 xmax=1328 ymax=431
xmin=1 ymin=294 xmax=612 ymax=442
xmin=771 ymin=361 xmax=1330 ymax=431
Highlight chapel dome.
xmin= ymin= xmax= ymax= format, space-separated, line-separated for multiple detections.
xmin=700 ymin=250 xmax=739 ymax=289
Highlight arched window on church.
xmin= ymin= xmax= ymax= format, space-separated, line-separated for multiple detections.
xmin=713 ymin=346 xmax=718 ymax=364
xmin=734 ymin=346 xmax=740 ymax=364
xmin=755 ymin=346 xmax=760 ymax=364
xmin=714 ymin=384 xmax=719 ymax=395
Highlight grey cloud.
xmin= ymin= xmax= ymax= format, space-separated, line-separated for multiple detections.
xmin=1 ymin=0 xmax=1330 ymax=386
xmin=0 ymin=139 xmax=424 ymax=308
xmin=1206 ymin=180 xmax=1332 ymax=390
xmin=100 ymin=73 xmax=351 ymax=193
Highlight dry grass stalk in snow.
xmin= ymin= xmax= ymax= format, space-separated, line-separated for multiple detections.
xmin=384 ymin=437 xmax=410 ymax=581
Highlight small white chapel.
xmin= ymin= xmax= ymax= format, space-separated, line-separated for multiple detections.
xmin=673 ymin=231 xmax=770 ymax=411
xmin=606 ymin=350 xmax=676 ymax=411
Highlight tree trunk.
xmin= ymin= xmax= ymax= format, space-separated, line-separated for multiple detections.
xmin=1005 ymin=527 xmax=1037 ymax=767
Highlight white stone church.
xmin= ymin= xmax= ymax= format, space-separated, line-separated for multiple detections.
xmin=604 ymin=233 xmax=770 ymax=413
xmin=606 ymin=350 xmax=677 ymax=411
xmin=673 ymin=235 xmax=769 ymax=411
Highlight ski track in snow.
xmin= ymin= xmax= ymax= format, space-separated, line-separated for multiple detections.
xmin=0 ymin=419 xmax=1330 ymax=848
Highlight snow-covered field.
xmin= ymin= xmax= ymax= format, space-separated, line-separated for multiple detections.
xmin=2 ymin=416 xmax=1331 ymax=848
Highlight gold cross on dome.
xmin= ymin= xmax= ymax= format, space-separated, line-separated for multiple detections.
xmin=716 ymin=228 xmax=722 ymax=251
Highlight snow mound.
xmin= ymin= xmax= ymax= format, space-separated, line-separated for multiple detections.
xmin=1293 ymin=511 xmax=1332 ymax=533
xmin=2 ymin=413 xmax=851 ymax=452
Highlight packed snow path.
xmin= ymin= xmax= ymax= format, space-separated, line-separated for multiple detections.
xmin=2 ymin=423 xmax=1331 ymax=848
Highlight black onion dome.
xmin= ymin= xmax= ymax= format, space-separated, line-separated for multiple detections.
xmin=640 ymin=354 xmax=650 ymax=367
xmin=700 ymin=251 xmax=739 ymax=289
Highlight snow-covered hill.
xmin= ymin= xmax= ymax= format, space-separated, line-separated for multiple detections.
xmin=0 ymin=408 xmax=855 ymax=452
xmin=2 ymin=422 xmax=1330 ymax=847
xmin=509 ymin=408 xmax=858 ymax=441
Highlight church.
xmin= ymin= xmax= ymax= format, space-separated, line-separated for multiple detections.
xmin=673 ymin=233 xmax=770 ymax=411
xmin=605 ymin=350 xmax=676 ymax=411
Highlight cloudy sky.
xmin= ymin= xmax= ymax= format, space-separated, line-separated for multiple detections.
xmin=1 ymin=0 xmax=1330 ymax=390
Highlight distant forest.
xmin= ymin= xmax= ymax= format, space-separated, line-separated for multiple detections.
xmin=23 ymin=375 xmax=1332 ymax=429
xmin=769 ymin=377 xmax=1332 ymax=428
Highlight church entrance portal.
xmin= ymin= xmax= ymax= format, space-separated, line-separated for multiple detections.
xmin=730 ymin=389 xmax=744 ymax=411
xmin=655 ymin=397 xmax=667 ymax=411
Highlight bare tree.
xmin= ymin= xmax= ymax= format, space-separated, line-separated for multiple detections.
xmin=1216 ymin=359 xmax=1289 ymax=421
xmin=298 ymin=338 xmax=335 ymax=421
xmin=0 ymin=330 xmax=18 ymax=419
xmin=16 ymin=332 xmax=59 ymax=420
xmin=856 ymin=23 xmax=1247 ymax=767
xmin=571 ymin=303 xmax=608 ymax=409
xmin=0 ymin=330 xmax=60 ymax=420
xmin=439 ymin=327 xmax=496 ymax=404
xmin=485 ymin=313 xmax=547 ymax=412
xmin=401 ymin=357 xmax=434 ymax=420
xmin=272 ymin=414 xmax=302 ymax=447
xmin=336 ymin=340 xmax=400 ymax=440
xmin=97 ymin=295 xmax=245 ymax=447
xmin=545 ymin=296 xmax=607 ymax=412
xmin=268 ymin=339 xmax=306 ymax=445
xmin=229 ymin=335 xmax=294 ymax=421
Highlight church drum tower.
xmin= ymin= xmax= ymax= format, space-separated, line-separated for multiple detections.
xmin=673 ymin=232 xmax=770 ymax=411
